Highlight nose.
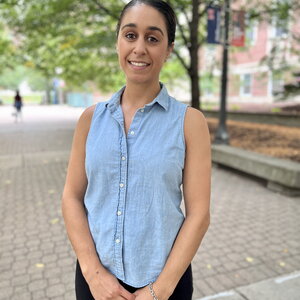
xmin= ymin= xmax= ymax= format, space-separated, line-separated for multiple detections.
xmin=133 ymin=38 xmax=146 ymax=55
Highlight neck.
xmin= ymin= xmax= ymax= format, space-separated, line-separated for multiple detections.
xmin=121 ymin=80 xmax=161 ymax=110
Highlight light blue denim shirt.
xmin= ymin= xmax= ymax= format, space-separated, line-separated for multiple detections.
xmin=84 ymin=83 xmax=189 ymax=287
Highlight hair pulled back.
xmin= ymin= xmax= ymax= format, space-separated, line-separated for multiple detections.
xmin=116 ymin=0 xmax=176 ymax=47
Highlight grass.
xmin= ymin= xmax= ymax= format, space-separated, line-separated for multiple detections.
xmin=201 ymin=102 xmax=218 ymax=110
xmin=0 ymin=95 xmax=43 ymax=104
xmin=271 ymin=107 xmax=282 ymax=113
xmin=230 ymin=104 xmax=241 ymax=111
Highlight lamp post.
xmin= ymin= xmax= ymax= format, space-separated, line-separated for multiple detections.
xmin=214 ymin=0 xmax=230 ymax=144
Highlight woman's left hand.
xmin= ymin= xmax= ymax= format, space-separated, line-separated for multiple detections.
xmin=133 ymin=286 xmax=153 ymax=300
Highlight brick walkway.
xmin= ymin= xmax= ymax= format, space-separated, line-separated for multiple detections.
xmin=0 ymin=105 xmax=299 ymax=300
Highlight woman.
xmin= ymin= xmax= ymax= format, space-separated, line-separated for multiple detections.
xmin=14 ymin=90 xmax=23 ymax=122
xmin=62 ymin=1 xmax=211 ymax=299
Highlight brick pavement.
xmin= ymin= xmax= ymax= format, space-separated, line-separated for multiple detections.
xmin=0 ymin=105 xmax=299 ymax=300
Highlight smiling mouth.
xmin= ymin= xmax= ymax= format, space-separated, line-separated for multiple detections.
xmin=129 ymin=61 xmax=150 ymax=67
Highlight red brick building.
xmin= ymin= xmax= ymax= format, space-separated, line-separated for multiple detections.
xmin=201 ymin=9 xmax=300 ymax=105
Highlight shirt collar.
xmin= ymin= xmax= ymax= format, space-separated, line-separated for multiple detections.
xmin=105 ymin=83 xmax=170 ymax=113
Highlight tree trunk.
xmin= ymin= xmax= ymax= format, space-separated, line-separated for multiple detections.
xmin=45 ymin=77 xmax=52 ymax=104
xmin=189 ymin=0 xmax=200 ymax=110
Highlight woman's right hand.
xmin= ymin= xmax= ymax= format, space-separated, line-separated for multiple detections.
xmin=87 ymin=268 xmax=136 ymax=300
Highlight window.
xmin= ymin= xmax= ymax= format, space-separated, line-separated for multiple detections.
xmin=273 ymin=17 xmax=288 ymax=38
xmin=245 ymin=17 xmax=258 ymax=46
xmin=271 ymin=72 xmax=284 ymax=95
xmin=240 ymin=74 xmax=252 ymax=96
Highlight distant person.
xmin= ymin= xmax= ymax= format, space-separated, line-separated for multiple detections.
xmin=14 ymin=90 xmax=23 ymax=122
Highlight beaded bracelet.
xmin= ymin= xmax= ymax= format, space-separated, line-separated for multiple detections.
xmin=148 ymin=282 xmax=159 ymax=300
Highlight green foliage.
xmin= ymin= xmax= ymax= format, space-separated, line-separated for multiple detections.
xmin=271 ymin=107 xmax=281 ymax=113
xmin=0 ymin=66 xmax=26 ymax=90
xmin=1 ymin=0 xmax=124 ymax=90
xmin=0 ymin=21 xmax=18 ymax=73
xmin=230 ymin=104 xmax=241 ymax=111
xmin=0 ymin=0 xmax=197 ymax=93
xmin=160 ymin=57 xmax=186 ymax=84
xmin=26 ymin=70 xmax=50 ymax=91
xmin=200 ymin=72 xmax=219 ymax=95
xmin=0 ymin=65 xmax=49 ymax=91
xmin=201 ymin=102 xmax=217 ymax=110
xmin=1 ymin=0 xmax=298 ymax=99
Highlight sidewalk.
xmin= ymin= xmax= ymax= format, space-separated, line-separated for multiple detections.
xmin=197 ymin=270 xmax=300 ymax=300
xmin=0 ymin=104 xmax=299 ymax=300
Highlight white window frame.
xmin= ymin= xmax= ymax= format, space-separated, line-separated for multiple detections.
xmin=271 ymin=16 xmax=289 ymax=39
xmin=240 ymin=73 xmax=252 ymax=97
xmin=245 ymin=17 xmax=258 ymax=46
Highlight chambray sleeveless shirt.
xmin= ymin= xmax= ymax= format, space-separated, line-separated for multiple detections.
xmin=84 ymin=83 xmax=189 ymax=287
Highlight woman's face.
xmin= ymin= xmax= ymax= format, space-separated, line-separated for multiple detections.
xmin=117 ymin=4 xmax=173 ymax=86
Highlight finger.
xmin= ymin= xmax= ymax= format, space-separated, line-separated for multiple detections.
xmin=119 ymin=286 xmax=136 ymax=300
xmin=114 ymin=296 xmax=128 ymax=300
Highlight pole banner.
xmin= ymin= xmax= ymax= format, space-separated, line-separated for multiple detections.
xmin=207 ymin=5 xmax=221 ymax=44
xmin=231 ymin=10 xmax=245 ymax=47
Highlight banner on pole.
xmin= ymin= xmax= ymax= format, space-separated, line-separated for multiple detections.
xmin=207 ymin=5 xmax=221 ymax=44
xmin=231 ymin=10 xmax=245 ymax=47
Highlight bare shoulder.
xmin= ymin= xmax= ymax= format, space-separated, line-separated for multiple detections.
xmin=184 ymin=106 xmax=210 ymax=145
xmin=79 ymin=104 xmax=97 ymax=124
xmin=76 ymin=104 xmax=97 ymax=135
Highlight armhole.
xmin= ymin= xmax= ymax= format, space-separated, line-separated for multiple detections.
xmin=85 ymin=102 xmax=105 ymax=146
xmin=181 ymin=104 xmax=189 ymax=152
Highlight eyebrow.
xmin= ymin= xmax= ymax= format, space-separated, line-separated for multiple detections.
xmin=121 ymin=23 xmax=164 ymax=36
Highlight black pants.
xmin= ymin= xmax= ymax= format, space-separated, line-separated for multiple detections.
xmin=75 ymin=260 xmax=193 ymax=299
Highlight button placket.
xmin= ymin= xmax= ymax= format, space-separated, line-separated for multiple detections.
xmin=126 ymin=106 xmax=144 ymax=139
xmin=113 ymin=102 xmax=145 ymax=279
xmin=111 ymin=106 xmax=127 ymax=279
xmin=115 ymin=131 xmax=128 ymax=278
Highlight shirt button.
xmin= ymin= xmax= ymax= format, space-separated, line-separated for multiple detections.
xmin=117 ymin=211 xmax=122 ymax=216
xmin=116 ymin=239 xmax=120 ymax=244
xmin=140 ymin=109 xmax=144 ymax=112
xmin=121 ymin=156 xmax=126 ymax=161
xmin=130 ymin=131 xmax=135 ymax=135
xmin=119 ymin=183 xmax=124 ymax=188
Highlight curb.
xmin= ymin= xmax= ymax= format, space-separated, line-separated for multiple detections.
xmin=212 ymin=144 xmax=300 ymax=197
xmin=203 ymin=110 xmax=300 ymax=128
xmin=196 ymin=270 xmax=300 ymax=300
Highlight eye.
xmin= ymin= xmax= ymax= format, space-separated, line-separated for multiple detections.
xmin=147 ymin=36 xmax=159 ymax=43
xmin=125 ymin=32 xmax=136 ymax=40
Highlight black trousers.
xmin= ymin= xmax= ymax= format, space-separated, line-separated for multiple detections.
xmin=75 ymin=260 xmax=193 ymax=300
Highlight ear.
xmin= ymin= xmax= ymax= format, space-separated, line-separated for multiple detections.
xmin=165 ymin=42 xmax=174 ymax=61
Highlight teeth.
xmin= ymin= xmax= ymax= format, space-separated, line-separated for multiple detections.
xmin=130 ymin=61 xmax=148 ymax=67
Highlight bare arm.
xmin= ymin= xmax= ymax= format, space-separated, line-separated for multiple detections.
xmin=61 ymin=105 xmax=135 ymax=300
xmin=142 ymin=107 xmax=211 ymax=300
xmin=62 ymin=105 xmax=103 ymax=276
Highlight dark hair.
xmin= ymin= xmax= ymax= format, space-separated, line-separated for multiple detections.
xmin=116 ymin=0 xmax=176 ymax=47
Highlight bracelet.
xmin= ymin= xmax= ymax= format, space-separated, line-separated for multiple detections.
xmin=148 ymin=282 xmax=159 ymax=300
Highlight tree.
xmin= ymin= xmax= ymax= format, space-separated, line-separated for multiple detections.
xmin=3 ymin=0 xmax=298 ymax=108
xmin=1 ymin=0 xmax=212 ymax=108
xmin=0 ymin=21 xmax=18 ymax=74
xmin=246 ymin=0 xmax=300 ymax=99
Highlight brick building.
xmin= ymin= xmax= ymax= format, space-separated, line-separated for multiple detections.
xmin=201 ymin=8 xmax=300 ymax=105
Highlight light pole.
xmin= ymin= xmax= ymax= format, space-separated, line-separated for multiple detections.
xmin=214 ymin=0 xmax=230 ymax=144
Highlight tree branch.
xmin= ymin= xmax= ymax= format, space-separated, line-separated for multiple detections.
xmin=177 ymin=20 xmax=190 ymax=49
xmin=181 ymin=6 xmax=191 ymax=25
xmin=90 ymin=0 xmax=119 ymax=19
xmin=173 ymin=48 xmax=190 ymax=72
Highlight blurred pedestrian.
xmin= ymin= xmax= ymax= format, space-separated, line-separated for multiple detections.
xmin=62 ymin=1 xmax=211 ymax=300
xmin=13 ymin=90 xmax=23 ymax=122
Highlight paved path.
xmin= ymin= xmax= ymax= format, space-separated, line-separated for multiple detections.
xmin=0 ymin=105 xmax=299 ymax=300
